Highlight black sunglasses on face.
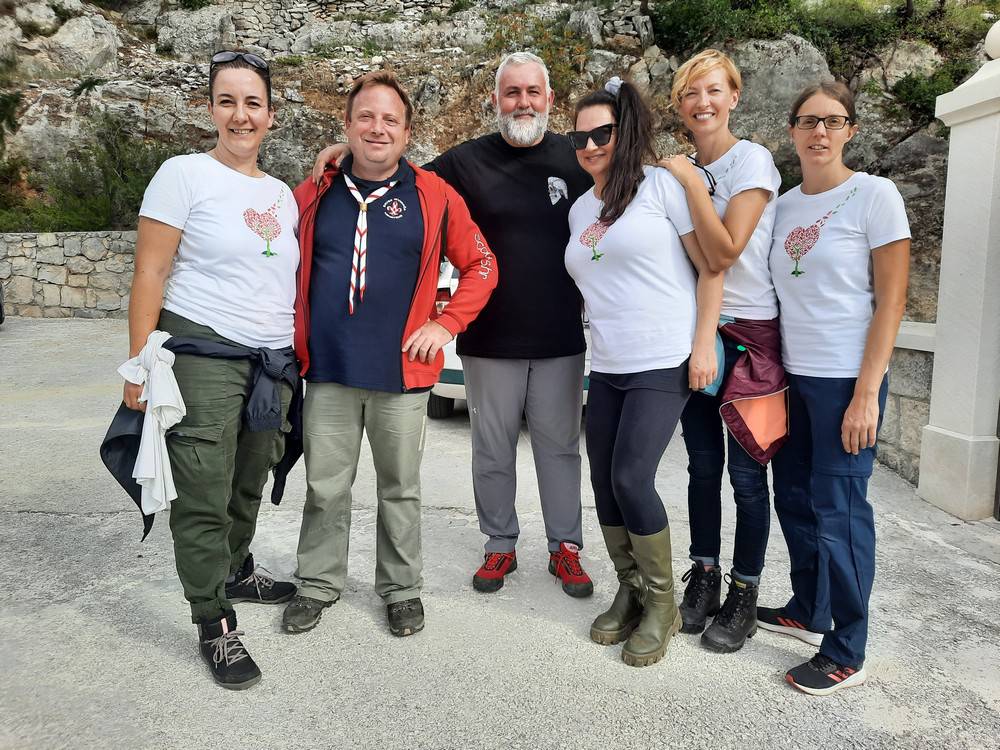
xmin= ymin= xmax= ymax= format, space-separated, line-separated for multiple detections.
xmin=211 ymin=50 xmax=270 ymax=73
xmin=568 ymin=123 xmax=617 ymax=150
xmin=686 ymin=155 xmax=717 ymax=196
xmin=793 ymin=115 xmax=852 ymax=130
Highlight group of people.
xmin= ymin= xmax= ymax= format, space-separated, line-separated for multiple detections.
xmin=120 ymin=46 xmax=910 ymax=698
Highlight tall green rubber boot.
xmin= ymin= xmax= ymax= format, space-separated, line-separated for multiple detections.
xmin=622 ymin=527 xmax=681 ymax=667
xmin=590 ymin=525 xmax=644 ymax=645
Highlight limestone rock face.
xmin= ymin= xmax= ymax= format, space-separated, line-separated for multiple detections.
xmin=0 ymin=16 xmax=24 ymax=62
xmin=123 ymin=0 xmax=165 ymax=28
xmin=15 ymin=3 xmax=61 ymax=37
xmin=880 ymin=40 xmax=944 ymax=88
xmin=847 ymin=90 xmax=915 ymax=172
xmin=726 ymin=34 xmax=831 ymax=181
xmin=877 ymin=128 xmax=949 ymax=323
xmin=157 ymin=4 xmax=238 ymax=62
xmin=45 ymin=14 xmax=120 ymax=75
xmin=568 ymin=8 xmax=603 ymax=47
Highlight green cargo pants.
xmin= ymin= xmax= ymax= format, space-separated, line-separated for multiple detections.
xmin=295 ymin=381 xmax=428 ymax=605
xmin=160 ymin=310 xmax=292 ymax=623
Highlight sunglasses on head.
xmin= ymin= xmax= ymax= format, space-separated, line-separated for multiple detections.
xmin=210 ymin=50 xmax=270 ymax=73
xmin=568 ymin=123 xmax=617 ymax=150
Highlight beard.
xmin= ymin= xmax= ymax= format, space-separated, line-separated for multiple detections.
xmin=496 ymin=107 xmax=548 ymax=146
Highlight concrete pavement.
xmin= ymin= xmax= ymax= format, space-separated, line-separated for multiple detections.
xmin=1 ymin=317 xmax=999 ymax=750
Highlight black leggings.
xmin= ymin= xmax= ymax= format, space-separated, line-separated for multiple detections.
xmin=585 ymin=371 xmax=690 ymax=535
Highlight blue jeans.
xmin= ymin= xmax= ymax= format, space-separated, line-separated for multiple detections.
xmin=771 ymin=373 xmax=888 ymax=667
xmin=681 ymin=335 xmax=771 ymax=578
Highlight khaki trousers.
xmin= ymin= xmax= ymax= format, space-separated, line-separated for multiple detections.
xmin=295 ymin=382 xmax=428 ymax=604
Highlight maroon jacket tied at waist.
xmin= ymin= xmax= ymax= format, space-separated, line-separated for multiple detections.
xmin=718 ymin=317 xmax=788 ymax=465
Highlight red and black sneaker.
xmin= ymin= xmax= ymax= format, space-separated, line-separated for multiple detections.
xmin=757 ymin=605 xmax=824 ymax=647
xmin=548 ymin=542 xmax=594 ymax=598
xmin=786 ymin=653 xmax=867 ymax=696
xmin=472 ymin=551 xmax=517 ymax=593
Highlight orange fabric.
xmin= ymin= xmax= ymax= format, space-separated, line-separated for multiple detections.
xmin=730 ymin=390 xmax=788 ymax=452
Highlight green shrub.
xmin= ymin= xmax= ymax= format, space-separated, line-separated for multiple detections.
xmin=484 ymin=11 xmax=590 ymax=96
xmin=274 ymin=55 xmax=305 ymax=67
xmin=891 ymin=58 xmax=975 ymax=126
xmin=0 ymin=91 xmax=20 ymax=150
xmin=799 ymin=0 xmax=903 ymax=82
xmin=0 ymin=115 xmax=182 ymax=232
xmin=448 ymin=0 xmax=473 ymax=13
xmin=178 ymin=0 xmax=212 ymax=10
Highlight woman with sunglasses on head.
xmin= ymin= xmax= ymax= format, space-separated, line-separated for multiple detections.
xmin=123 ymin=50 xmax=299 ymax=689
xmin=763 ymin=81 xmax=909 ymax=695
xmin=658 ymin=49 xmax=786 ymax=654
xmin=565 ymin=77 xmax=723 ymax=667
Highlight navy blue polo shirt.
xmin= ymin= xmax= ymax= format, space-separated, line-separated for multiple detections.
xmin=307 ymin=157 xmax=424 ymax=391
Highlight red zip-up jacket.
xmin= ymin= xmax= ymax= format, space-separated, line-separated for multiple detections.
xmin=292 ymin=162 xmax=497 ymax=389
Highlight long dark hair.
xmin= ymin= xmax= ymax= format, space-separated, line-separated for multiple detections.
xmin=574 ymin=80 xmax=655 ymax=224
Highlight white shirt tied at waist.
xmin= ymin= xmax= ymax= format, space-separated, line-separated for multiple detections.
xmin=117 ymin=331 xmax=186 ymax=515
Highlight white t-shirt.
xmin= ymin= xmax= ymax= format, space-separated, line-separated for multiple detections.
xmin=139 ymin=153 xmax=300 ymax=349
xmin=770 ymin=172 xmax=910 ymax=377
xmin=696 ymin=140 xmax=781 ymax=319
xmin=565 ymin=166 xmax=697 ymax=373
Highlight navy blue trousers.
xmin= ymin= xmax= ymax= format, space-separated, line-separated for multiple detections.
xmin=771 ymin=373 xmax=888 ymax=667
xmin=681 ymin=335 xmax=771 ymax=578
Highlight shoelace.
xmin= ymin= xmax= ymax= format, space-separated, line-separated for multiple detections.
xmin=483 ymin=552 xmax=513 ymax=571
xmin=393 ymin=599 xmax=421 ymax=615
xmin=809 ymin=653 xmax=838 ymax=673
xmin=207 ymin=631 xmax=250 ymax=667
xmin=681 ymin=565 xmax=715 ymax=609
xmin=554 ymin=549 xmax=585 ymax=578
xmin=714 ymin=574 xmax=754 ymax=630
xmin=236 ymin=566 xmax=277 ymax=598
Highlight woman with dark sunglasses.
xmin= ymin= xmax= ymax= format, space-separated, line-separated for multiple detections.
xmin=122 ymin=50 xmax=299 ymax=689
xmin=564 ymin=78 xmax=723 ymax=667
xmin=762 ymin=81 xmax=909 ymax=695
xmin=657 ymin=49 xmax=786 ymax=655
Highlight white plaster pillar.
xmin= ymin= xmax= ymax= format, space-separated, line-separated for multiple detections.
xmin=918 ymin=22 xmax=1000 ymax=520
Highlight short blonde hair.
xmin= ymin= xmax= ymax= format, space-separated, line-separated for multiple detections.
xmin=670 ymin=49 xmax=742 ymax=111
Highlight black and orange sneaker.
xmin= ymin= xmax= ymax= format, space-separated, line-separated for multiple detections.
xmin=757 ymin=605 xmax=824 ymax=647
xmin=548 ymin=542 xmax=594 ymax=598
xmin=786 ymin=653 xmax=867 ymax=696
xmin=472 ymin=551 xmax=517 ymax=593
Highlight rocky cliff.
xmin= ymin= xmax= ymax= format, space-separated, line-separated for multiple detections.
xmin=2 ymin=0 xmax=994 ymax=322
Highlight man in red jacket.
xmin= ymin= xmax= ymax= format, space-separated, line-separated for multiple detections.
xmin=282 ymin=71 xmax=496 ymax=638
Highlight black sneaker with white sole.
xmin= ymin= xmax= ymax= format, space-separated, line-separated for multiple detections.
xmin=756 ymin=605 xmax=824 ymax=647
xmin=786 ymin=653 xmax=867 ymax=696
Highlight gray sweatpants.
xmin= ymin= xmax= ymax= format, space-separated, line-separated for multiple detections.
xmin=461 ymin=353 xmax=585 ymax=554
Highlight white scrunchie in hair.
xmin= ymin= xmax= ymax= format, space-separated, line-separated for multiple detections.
xmin=604 ymin=76 xmax=623 ymax=96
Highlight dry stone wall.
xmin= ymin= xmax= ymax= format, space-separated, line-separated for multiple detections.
xmin=878 ymin=348 xmax=934 ymax=485
xmin=0 ymin=232 xmax=134 ymax=319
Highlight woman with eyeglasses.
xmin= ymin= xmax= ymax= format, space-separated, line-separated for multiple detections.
xmin=762 ymin=81 xmax=909 ymax=695
xmin=658 ymin=49 xmax=786 ymax=655
xmin=564 ymin=78 xmax=723 ymax=667
xmin=123 ymin=50 xmax=299 ymax=689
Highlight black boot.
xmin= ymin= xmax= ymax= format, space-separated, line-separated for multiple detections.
xmin=678 ymin=563 xmax=722 ymax=634
xmin=197 ymin=610 xmax=261 ymax=690
xmin=701 ymin=575 xmax=758 ymax=653
xmin=225 ymin=553 xmax=297 ymax=605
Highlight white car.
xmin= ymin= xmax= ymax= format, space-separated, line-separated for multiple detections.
xmin=428 ymin=262 xmax=591 ymax=419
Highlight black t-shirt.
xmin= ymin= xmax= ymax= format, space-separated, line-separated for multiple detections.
xmin=307 ymin=158 xmax=424 ymax=392
xmin=425 ymin=132 xmax=592 ymax=359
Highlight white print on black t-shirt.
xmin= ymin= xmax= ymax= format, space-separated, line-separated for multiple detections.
xmin=383 ymin=197 xmax=406 ymax=219
xmin=548 ymin=176 xmax=568 ymax=205
xmin=475 ymin=232 xmax=494 ymax=280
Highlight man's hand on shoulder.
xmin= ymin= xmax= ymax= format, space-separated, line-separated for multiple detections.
xmin=403 ymin=319 xmax=454 ymax=364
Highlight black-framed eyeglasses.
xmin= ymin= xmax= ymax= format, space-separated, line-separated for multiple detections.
xmin=793 ymin=115 xmax=852 ymax=130
xmin=686 ymin=155 xmax=717 ymax=196
xmin=210 ymin=50 xmax=270 ymax=73
xmin=568 ymin=123 xmax=617 ymax=150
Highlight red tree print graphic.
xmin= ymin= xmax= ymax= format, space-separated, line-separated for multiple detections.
xmin=784 ymin=186 xmax=858 ymax=277
xmin=580 ymin=220 xmax=610 ymax=261
xmin=243 ymin=191 xmax=285 ymax=257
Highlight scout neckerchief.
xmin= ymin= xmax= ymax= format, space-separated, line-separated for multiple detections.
xmin=342 ymin=172 xmax=398 ymax=314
